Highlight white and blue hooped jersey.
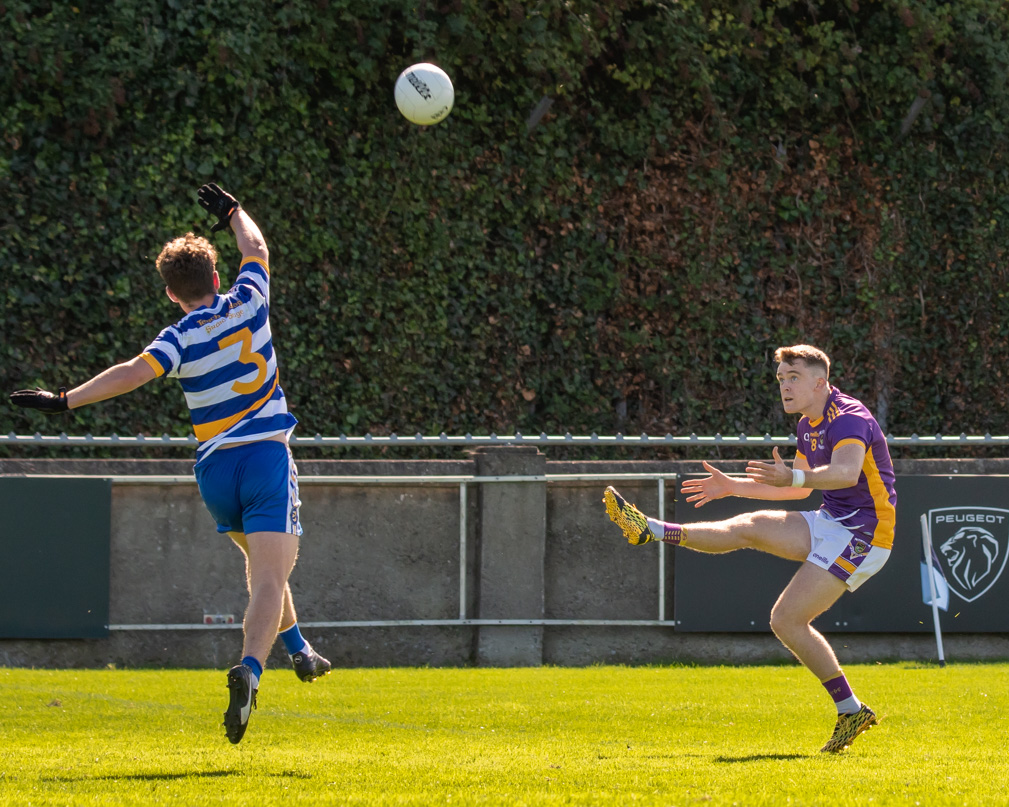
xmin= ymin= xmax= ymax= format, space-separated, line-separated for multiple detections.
xmin=139 ymin=257 xmax=297 ymax=462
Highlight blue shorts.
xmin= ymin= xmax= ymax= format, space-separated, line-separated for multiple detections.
xmin=194 ymin=440 xmax=302 ymax=536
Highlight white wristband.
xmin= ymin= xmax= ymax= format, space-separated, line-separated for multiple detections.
xmin=791 ymin=468 xmax=806 ymax=488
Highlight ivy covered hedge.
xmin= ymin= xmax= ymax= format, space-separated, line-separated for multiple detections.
xmin=3 ymin=0 xmax=1009 ymax=444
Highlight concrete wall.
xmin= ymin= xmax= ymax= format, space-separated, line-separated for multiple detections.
xmin=2 ymin=453 xmax=1008 ymax=669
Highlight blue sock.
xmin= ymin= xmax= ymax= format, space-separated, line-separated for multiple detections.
xmin=241 ymin=655 xmax=263 ymax=687
xmin=279 ymin=622 xmax=309 ymax=655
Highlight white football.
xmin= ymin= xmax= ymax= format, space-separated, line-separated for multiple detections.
xmin=394 ymin=63 xmax=454 ymax=126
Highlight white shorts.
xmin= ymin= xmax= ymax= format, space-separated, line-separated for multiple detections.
xmin=800 ymin=509 xmax=890 ymax=592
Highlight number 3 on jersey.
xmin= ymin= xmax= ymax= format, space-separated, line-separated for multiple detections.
xmin=218 ymin=327 xmax=268 ymax=394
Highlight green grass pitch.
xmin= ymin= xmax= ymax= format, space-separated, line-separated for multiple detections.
xmin=2 ymin=663 xmax=1007 ymax=806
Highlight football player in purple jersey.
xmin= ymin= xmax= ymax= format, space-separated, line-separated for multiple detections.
xmin=604 ymin=345 xmax=896 ymax=753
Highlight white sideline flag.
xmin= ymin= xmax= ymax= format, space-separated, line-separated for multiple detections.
xmin=919 ymin=514 xmax=947 ymax=666
xmin=920 ymin=538 xmax=950 ymax=611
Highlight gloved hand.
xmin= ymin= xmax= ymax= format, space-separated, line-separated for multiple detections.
xmin=197 ymin=183 xmax=241 ymax=233
xmin=9 ymin=387 xmax=69 ymax=413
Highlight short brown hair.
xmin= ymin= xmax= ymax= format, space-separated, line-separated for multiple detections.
xmin=773 ymin=344 xmax=830 ymax=378
xmin=156 ymin=232 xmax=217 ymax=303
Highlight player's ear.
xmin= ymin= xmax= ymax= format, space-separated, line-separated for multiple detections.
xmin=165 ymin=286 xmax=180 ymax=304
xmin=212 ymin=270 xmax=220 ymax=290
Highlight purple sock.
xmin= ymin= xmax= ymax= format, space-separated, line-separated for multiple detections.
xmin=822 ymin=672 xmax=861 ymax=714
xmin=662 ymin=524 xmax=685 ymax=545
xmin=646 ymin=517 xmax=686 ymax=545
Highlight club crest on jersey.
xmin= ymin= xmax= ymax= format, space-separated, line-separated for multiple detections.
xmin=809 ymin=430 xmax=822 ymax=452
xmin=849 ymin=539 xmax=870 ymax=559
xmin=928 ymin=507 xmax=1009 ymax=603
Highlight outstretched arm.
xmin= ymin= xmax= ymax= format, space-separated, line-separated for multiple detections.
xmin=65 ymin=356 xmax=157 ymax=408
xmin=10 ymin=356 xmax=156 ymax=414
xmin=681 ymin=447 xmax=813 ymax=508
xmin=197 ymin=183 xmax=268 ymax=265
xmin=745 ymin=442 xmax=865 ymax=491
xmin=230 ymin=207 xmax=269 ymax=265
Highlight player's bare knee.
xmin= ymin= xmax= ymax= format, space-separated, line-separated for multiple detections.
xmin=249 ymin=574 xmax=287 ymax=601
xmin=769 ymin=603 xmax=805 ymax=641
xmin=768 ymin=606 xmax=785 ymax=639
xmin=729 ymin=513 xmax=771 ymax=548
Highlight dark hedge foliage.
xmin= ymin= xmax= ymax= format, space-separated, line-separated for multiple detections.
xmin=3 ymin=0 xmax=1009 ymax=442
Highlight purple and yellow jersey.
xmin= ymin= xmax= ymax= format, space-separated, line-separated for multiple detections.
xmin=138 ymin=257 xmax=297 ymax=463
xmin=795 ymin=387 xmax=897 ymax=549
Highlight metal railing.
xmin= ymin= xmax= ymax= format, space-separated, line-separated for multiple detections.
xmin=12 ymin=471 xmax=675 ymax=632
xmin=5 ymin=431 xmax=1009 ymax=446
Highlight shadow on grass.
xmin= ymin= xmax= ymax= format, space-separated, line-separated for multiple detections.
xmin=44 ymin=771 xmax=240 ymax=782
xmin=44 ymin=770 xmax=241 ymax=782
xmin=714 ymin=753 xmax=809 ymax=763
xmin=45 ymin=769 xmax=314 ymax=783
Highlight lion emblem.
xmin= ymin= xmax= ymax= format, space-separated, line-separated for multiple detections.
xmin=940 ymin=527 xmax=1000 ymax=596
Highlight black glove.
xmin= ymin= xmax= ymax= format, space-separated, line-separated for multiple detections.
xmin=197 ymin=183 xmax=240 ymax=233
xmin=10 ymin=387 xmax=69 ymax=414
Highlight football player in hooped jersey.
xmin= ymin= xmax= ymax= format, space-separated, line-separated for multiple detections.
xmin=9 ymin=184 xmax=330 ymax=744
xmin=604 ymin=345 xmax=896 ymax=753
